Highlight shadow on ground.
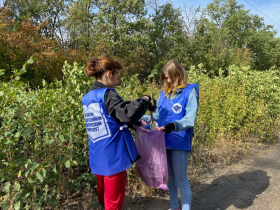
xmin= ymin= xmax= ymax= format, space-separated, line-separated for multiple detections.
xmin=63 ymin=170 xmax=270 ymax=210
xmin=192 ymin=170 xmax=270 ymax=210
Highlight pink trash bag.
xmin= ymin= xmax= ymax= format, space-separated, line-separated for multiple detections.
xmin=135 ymin=125 xmax=169 ymax=190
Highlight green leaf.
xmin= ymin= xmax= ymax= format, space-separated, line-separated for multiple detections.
xmin=1 ymin=200 xmax=10 ymax=209
xmin=23 ymin=169 xmax=29 ymax=177
xmin=26 ymin=57 xmax=35 ymax=65
xmin=42 ymin=162 xmax=50 ymax=168
xmin=14 ymin=192 xmax=22 ymax=201
xmin=37 ymin=190 xmax=45 ymax=205
xmin=52 ymin=164 xmax=57 ymax=173
xmin=2 ymin=182 xmax=10 ymax=194
xmin=3 ymin=138 xmax=10 ymax=144
xmin=148 ymin=69 xmax=158 ymax=78
xmin=14 ymin=200 xmax=21 ymax=210
xmin=66 ymin=132 xmax=72 ymax=139
xmin=13 ymin=182 xmax=20 ymax=191
xmin=65 ymin=160 xmax=70 ymax=168
xmin=23 ymin=192 xmax=30 ymax=200
xmin=0 ymin=69 xmax=5 ymax=76
xmin=15 ymin=132 xmax=21 ymax=138
xmin=48 ymin=139 xmax=54 ymax=145
xmin=0 ymin=91 xmax=4 ymax=96
xmin=51 ymin=131 xmax=58 ymax=138
xmin=72 ymin=160 xmax=78 ymax=166
xmin=36 ymin=171 xmax=44 ymax=183
xmin=41 ymin=168 xmax=46 ymax=177
xmin=27 ymin=178 xmax=34 ymax=184
xmin=25 ymin=128 xmax=33 ymax=134
xmin=0 ymin=173 xmax=5 ymax=182
xmin=59 ymin=135 xmax=65 ymax=142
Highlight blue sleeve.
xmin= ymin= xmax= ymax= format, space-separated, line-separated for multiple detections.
xmin=173 ymin=88 xmax=198 ymax=132
xmin=141 ymin=96 xmax=160 ymax=123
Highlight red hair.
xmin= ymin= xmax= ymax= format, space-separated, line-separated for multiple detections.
xmin=86 ymin=56 xmax=122 ymax=79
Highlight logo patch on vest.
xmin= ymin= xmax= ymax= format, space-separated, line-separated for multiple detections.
xmin=172 ymin=103 xmax=182 ymax=114
xmin=83 ymin=103 xmax=111 ymax=143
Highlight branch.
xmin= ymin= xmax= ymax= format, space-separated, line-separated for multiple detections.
xmin=0 ymin=0 xmax=10 ymax=14
xmin=146 ymin=0 xmax=162 ymax=11
xmin=0 ymin=0 xmax=9 ymax=14
xmin=183 ymin=4 xmax=200 ymax=38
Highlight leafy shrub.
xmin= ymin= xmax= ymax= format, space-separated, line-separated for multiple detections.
xmin=0 ymin=60 xmax=93 ymax=209
xmin=188 ymin=64 xmax=279 ymax=147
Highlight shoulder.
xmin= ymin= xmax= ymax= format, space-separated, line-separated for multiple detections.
xmin=104 ymin=89 xmax=122 ymax=103
xmin=105 ymin=88 xmax=119 ymax=97
xmin=186 ymin=83 xmax=199 ymax=96
xmin=89 ymin=81 xmax=107 ymax=91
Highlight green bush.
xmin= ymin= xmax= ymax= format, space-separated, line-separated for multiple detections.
xmin=0 ymin=60 xmax=93 ymax=209
xmin=188 ymin=64 xmax=279 ymax=147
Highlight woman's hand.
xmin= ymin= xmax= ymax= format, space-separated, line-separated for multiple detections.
xmin=142 ymin=95 xmax=157 ymax=112
xmin=162 ymin=123 xmax=175 ymax=133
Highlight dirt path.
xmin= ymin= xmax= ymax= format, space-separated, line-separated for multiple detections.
xmin=123 ymin=142 xmax=280 ymax=210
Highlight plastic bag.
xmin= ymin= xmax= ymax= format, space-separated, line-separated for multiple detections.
xmin=135 ymin=125 xmax=168 ymax=190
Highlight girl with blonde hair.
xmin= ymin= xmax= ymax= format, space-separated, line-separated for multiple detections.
xmin=143 ymin=59 xmax=199 ymax=210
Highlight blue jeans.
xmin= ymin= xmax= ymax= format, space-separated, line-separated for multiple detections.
xmin=166 ymin=149 xmax=191 ymax=210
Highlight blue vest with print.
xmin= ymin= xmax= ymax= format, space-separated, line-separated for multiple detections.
xmin=82 ymin=88 xmax=140 ymax=176
xmin=158 ymin=84 xmax=199 ymax=151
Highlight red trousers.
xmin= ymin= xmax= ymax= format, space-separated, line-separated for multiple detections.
xmin=95 ymin=170 xmax=126 ymax=210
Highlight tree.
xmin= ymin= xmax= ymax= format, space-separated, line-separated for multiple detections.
xmin=3 ymin=0 xmax=69 ymax=50
xmin=66 ymin=0 xmax=147 ymax=65
xmin=182 ymin=4 xmax=200 ymax=39
xmin=0 ymin=0 xmax=9 ymax=13
xmin=0 ymin=8 xmax=66 ymax=86
xmin=192 ymin=0 xmax=278 ymax=74
xmin=66 ymin=0 xmax=97 ymax=57
xmin=142 ymin=2 xmax=189 ymax=77
xmin=94 ymin=0 xmax=146 ymax=57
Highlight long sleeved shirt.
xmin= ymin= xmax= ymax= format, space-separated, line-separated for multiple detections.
xmin=142 ymin=87 xmax=198 ymax=132
xmin=88 ymin=81 xmax=151 ymax=125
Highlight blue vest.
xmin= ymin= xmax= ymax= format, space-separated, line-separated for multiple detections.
xmin=158 ymin=84 xmax=199 ymax=151
xmin=82 ymin=88 xmax=140 ymax=176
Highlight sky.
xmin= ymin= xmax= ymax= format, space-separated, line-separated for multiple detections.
xmin=164 ymin=0 xmax=280 ymax=37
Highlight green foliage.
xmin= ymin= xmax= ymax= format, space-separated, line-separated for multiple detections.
xmin=131 ymin=2 xmax=190 ymax=81
xmin=0 ymin=60 xmax=93 ymax=209
xmin=188 ymin=64 xmax=279 ymax=147
xmin=192 ymin=0 xmax=279 ymax=75
xmin=66 ymin=0 xmax=98 ymax=53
